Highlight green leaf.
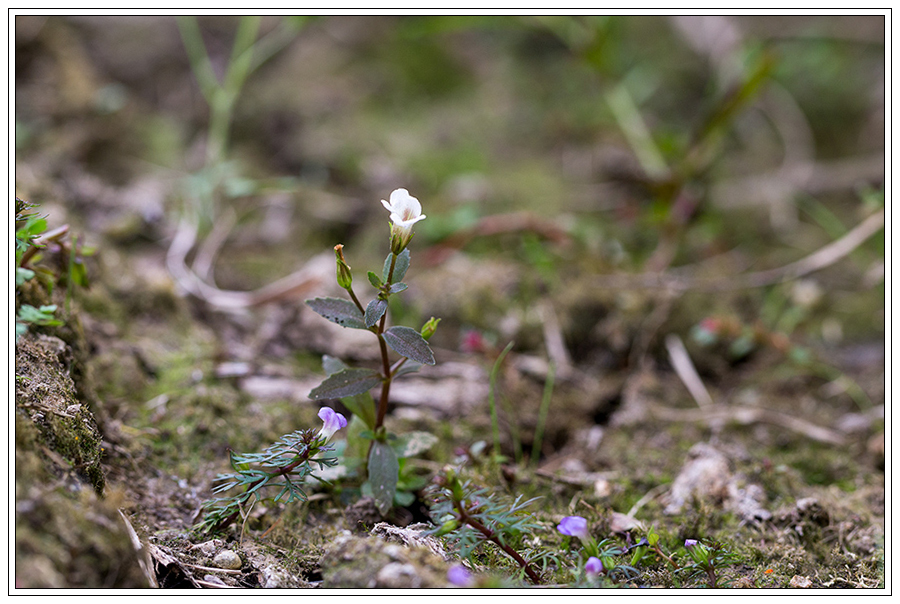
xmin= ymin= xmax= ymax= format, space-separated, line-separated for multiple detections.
xmin=342 ymin=415 xmax=372 ymax=469
xmin=322 ymin=355 xmax=349 ymax=376
xmin=309 ymin=367 xmax=383 ymax=400
xmin=367 ymin=271 xmax=383 ymax=289
xmin=69 ymin=259 xmax=90 ymax=288
xmin=306 ymin=297 xmax=367 ymax=330
xmin=16 ymin=304 xmax=61 ymax=326
xmin=340 ymin=391 xmax=377 ymax=431
xmin=365 ymin=298 xmax=388 ymax=328
xmin=389 ymin=282 xmax=408 ymax=294
xmin=16 ymin=267 xmax=34 ymax=286
xmin=394 ymin=490 xmax=415 ymax=507
xmin=394 ymin=361 xmax=422 ymax=378
xmin=382 ymin=248 xmax=410 ymax=283
xmin=368 ymin=440 xmax=399 ymax=515
xmin=383 ymin=326 xmax=435 ymax=365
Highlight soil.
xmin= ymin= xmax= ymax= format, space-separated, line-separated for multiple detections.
xmin=14 ymin=15 xmax=885 ymax=590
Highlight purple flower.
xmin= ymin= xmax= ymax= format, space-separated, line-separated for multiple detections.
xmin=557 ymin=516 xmax=590 ymax=539
xmin=317 ymin=407 xmax=348 ymax=441
xmin=584 ymin=556 xmax=604 ymax=576
xmin=684 ymin=538 xmax=699 ymax=549
xmin=447 ymin=564 xmax=474 ymax=587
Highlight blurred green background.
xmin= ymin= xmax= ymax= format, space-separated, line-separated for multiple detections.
xmin=15 ymin=14 xmax=885 ymax=347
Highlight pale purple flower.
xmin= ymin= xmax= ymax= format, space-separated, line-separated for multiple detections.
xmin=684 ymin=538 xmax=699 ymax=549
xmin=317 ymin=407 xmax=347 ymax=441
xmin=381 ymin=188 xmax=425 ymax=252
xmin=447 ymin=564 xmax=474 ymax=587
xmin=584 ymin=556 xmax=604 ymax=576
xmin=557 ymin=516 xmax=590 ymax=539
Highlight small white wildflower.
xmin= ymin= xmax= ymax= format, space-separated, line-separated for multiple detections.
xmin=381 ymin=188 xmax=426 ymax=253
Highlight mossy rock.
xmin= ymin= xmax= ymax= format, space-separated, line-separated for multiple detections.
xmin=15 ymin=333 xmax=106 ymax=494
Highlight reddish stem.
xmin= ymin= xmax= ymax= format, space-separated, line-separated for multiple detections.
xmin=454 ymin=501 xmax=543 ymax=585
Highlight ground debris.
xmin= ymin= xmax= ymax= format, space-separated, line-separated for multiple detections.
xmin=320 ymin=527 xmax=454 ymax=588
xmin=664 ymin=442 xmax=772 ymax=523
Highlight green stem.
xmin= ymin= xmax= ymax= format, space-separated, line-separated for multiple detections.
xmin=489 ymin=342 xmax=515 ymax=460
xmin=346 ymin=286 xmax=366 ymax=316
xmin=374 ymin=253 xmax=399 ymax=431
xmin=176 ymin=16 xmax=261 ymax=167
xmin=530 ymin=361 xmax=555 ymax=467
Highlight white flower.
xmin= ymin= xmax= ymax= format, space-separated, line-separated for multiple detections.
xmin=317 ymin=407 xmax=348 ymax=442
xmin=381 ymin=188 xmax=425 ymax=252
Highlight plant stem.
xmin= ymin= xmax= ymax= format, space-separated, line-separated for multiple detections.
xmin=346 ymin=286 xmax=366 ymax=315
xmin=530 ymin=361 xmax=555 ymax=467
xmin=488 ymin=342 xmax=514 ymax=460
xmin=374 ymin=252 xmax=399 ymax=431
xmin=654 ymin=544 xmax=680 ymax=570
xmin=213 ymin=444 xmax=314 ymax=531
xmin=454 ymin=500 xmax=542 ymax=585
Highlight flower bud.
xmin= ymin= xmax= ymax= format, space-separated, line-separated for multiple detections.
xmin=421 ymin=317 xmax=441 ymax=341
xmin=684 ymin=539 xmax=710 ymax=565
xmin=334 ymin=244 xmax=353 ymax=290
xmin=434 ymin=518 xmax=460 ymax=537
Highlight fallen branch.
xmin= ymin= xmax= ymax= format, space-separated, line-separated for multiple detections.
xmin=166 ymin=218 xmax=321 ymax=310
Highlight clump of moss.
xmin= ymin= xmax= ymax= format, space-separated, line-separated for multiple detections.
xmin=15 ymin=485 xmax=150 ymax=588
xmin=16 ymin=334 xmax=106 ymax=494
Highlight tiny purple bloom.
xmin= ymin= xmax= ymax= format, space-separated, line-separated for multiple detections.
xmin=585 ymin=556 xmax=604 ymax=576
xmin=557 ymin=516 xmax=590 ymax=539
xmin=318 ymin=407 xmax=348 ymax=441
xmin=684 ymin=538 xmax=699 ymax=548
xmin=447 ymin=564 xmax=474 ymax=587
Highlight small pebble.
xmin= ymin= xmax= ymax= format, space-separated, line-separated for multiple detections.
xmin=789 ymin=575 xmax=813 ymax=588
xmin=192 ymin=539 xmax=223 ymax=558
xmin=212 ymin=550 xmax=242 ymax=570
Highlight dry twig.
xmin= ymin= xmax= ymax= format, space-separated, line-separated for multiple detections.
xmin=665 ymin=334 xmax=714 ymax=408
xmin=594 ymin=209 xmax=884 ymax=292
xmin=166 ymin=218 xmax=321 ymax=310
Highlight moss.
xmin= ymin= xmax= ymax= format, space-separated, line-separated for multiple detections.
xmin=15 ymin=487 xmax=149 ymax=588
xmin=15 ymin=334 xmax=106 ymax=494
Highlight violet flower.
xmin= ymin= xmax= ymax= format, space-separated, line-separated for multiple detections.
xmin=447 ymin=564 xmax=474 ymax=587
xmin=585 ymin=556 xmax=604 ymax=576
xmin=317 ymin=406 xmax=348 ymax=442
xmin=558 ymin=515 xmax=599 ymax=557
xmin=557 ymin=516 xmax=590 ymax=539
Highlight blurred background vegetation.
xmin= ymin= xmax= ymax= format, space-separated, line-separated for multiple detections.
xmin=13 ymin=13 xmax=885 ymax=589
xmin=15 ymin=14 xmax=884 ymax=360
